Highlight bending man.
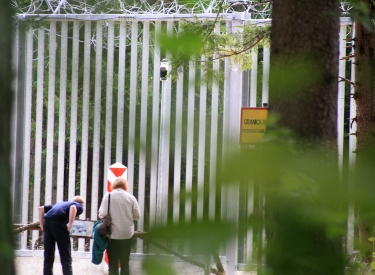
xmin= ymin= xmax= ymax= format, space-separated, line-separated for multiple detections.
xmin=39 ymin=196 xmax=85 ymax=275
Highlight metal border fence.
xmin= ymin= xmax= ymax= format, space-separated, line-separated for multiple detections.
xmin=11 ymin=13 xmax=355 ymax=273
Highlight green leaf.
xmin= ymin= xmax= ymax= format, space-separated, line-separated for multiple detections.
xmin=349 ymin=0 xmax=374 ymax=32
xmin=355 ymin=1 xmax=371 ymax=14
xmin=369 ymin=237 xmax=375 ymax=242
xmin=142 ymin=259 xmax=176 ymax=275
xmin=158 ymin=31 xmax=203 ymax=59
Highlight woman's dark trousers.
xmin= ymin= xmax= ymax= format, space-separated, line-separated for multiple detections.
xmin=107 ymin=238 xmax=132 ymax=275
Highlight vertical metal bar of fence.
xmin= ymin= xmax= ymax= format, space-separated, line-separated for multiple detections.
xmin=32 ymin=28 xmax=46 ymax=245
xmin=45 ymin=21 xmax=57 ymax=205
xmin=257 ymin=186 xmax=266 ymax=273
xmin=182 ymin=58 xmax=196 ymax=255
xmin=226 ymin=16 xmax=242 ymax=275
xmin=244 ymin=39 xmax=257 ymax=261
xmin=137 ymin=21 xmax=150 ymax=253
xmin=173 ymin=22 xmax=184 ymax=228
xmin=226 ymin=67 xmax=241 ymax=274
xmin=197 ymin=56 xmax=207 ymax=222
xmin=209 ymin=23 xmax=220 ymax=221
xmin=220 ymin=22 xmax=232 ymax=257
xmin=246 ymin=180 xmax=254 ymax=264
xmin=150 ymin=21 xmax=161 ymax=230
xmin=157 ymin=21 xmax=173 ymax=227
xmin=56 ymin=21 xmax=68 ymax=203
xmin=11 ymin=23 xmax=25 ymax=244
xmin=21 ymin=28 xmax=34 ymax=249
xmin=68 ymin=21 xmax=80 ymax=199
xmin=173 ymin=23 xmax=184 ymax=253
xmin=165 ymin=21 xmax=173 ymax=223
xmin=185 ymin=59 xmax=195 ymax=226
xmin=250 ymin=45 xmax=258 ymax=107
xmin=78 ymin=21 xmax=92 ymax=251
xmin=337 ymin=23 xmax=347 ymax=173
xmin=80 ymin=21 xmax=91 ymax=198
xmin=32 ymin=29 xmax=48 ymax=246
xmin=103 ymin=21 xmax=115 ymax=194
xmin=127 ymin=21 xmax=138 ymax=194
xmin=242 ymin=70 xmax=250 ymax=106
xmin=11 ymin=26 xmax=18 ymax=211
xmin=261 ymin=45 xmax=270 ymax=106
xmin=116 ymin=21 xmax=127 ymax=163
xmin=79 ymin=20 xmax=91 ymax=207
xmin=347 ymin=24 xmax=356 ymax=255
xmin=156 ymin=80 xmax=167 ymax=228
xmin=90 ymin=22 xmax=103 ymax=251
xmin=91 ymin=21 xmax=103 ymax=221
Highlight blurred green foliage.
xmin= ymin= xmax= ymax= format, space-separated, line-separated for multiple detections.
xmin=142 ymin=258 xmax=176 ymax=275
xmin=348 ymin=0 xmax=375 ymax=32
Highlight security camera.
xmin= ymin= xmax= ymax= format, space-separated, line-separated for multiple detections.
xmin=160 ymin=59 xmax=168 ymax=81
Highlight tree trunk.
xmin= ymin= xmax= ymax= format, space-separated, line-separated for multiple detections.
xmin=0 ymin=0 xmax=16 ymax=273
xmin=353 ymin=0 xmax=375 ymax=262
xmin=266 ymin=1 xmax=344 ymax=274
xmin=270 ymin=0 xmax=339 ymax=146
xmin=355 ymin=1 xmax=375 ymax=150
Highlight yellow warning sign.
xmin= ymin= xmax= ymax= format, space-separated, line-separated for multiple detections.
xmin=240 ymin=107 xmax=268 ymax=144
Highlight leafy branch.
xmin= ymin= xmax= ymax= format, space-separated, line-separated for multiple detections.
xmin=159 ymin=19 xmax=271 ymax=84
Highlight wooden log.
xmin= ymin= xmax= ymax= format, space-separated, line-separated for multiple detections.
xmin=133 ymin=231 xmax=148 ymax=238
xmin=213 ymin=251 xmax=225 ymax=273
xmin=13 ymin=222 xmax=41 ymax=233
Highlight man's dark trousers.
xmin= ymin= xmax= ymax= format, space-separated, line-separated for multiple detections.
xmin=43 ymin=220 xmax=72 ymax=275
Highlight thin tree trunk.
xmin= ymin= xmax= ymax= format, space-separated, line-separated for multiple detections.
xmin=353 ymin=0 xmax=375 ymax=262
xmin=0 ymin=0 xmax=16 ymax=272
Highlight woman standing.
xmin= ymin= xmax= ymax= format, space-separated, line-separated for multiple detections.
xmin=98 ymin=177 xmax=141 ymax=275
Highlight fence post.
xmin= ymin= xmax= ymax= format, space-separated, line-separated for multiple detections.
xmin=225 ymin=12 xmax=245 ymax=275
